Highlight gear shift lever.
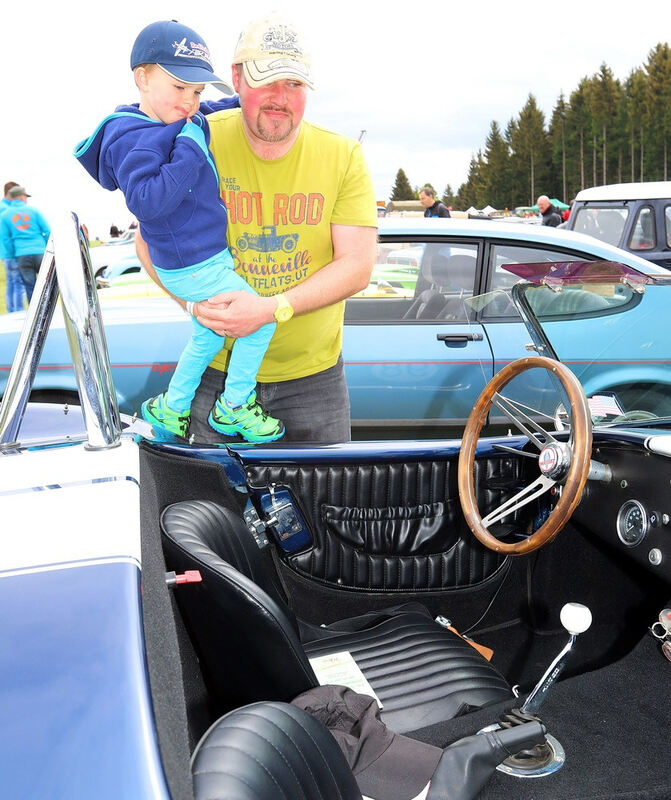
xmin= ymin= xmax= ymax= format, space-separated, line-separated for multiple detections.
xmin=480 ymin=602 xmax=592 ymax=778
xmin=521 ymin=602 xmax=592 ymax=716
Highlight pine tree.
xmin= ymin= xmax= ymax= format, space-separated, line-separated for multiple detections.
xmin=390 ymin=169 xmax=415 ymax=201
xmin=508 ymin=95 xmax=550 ymax=206
xmin=441 ymin=184 xmax=456 ymax=207
xmin=482 ymin=121 xmax=511 ymax=209
xmin=644 ymin=43 xmax=671 ymax=180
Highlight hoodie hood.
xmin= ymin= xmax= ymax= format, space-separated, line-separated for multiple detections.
xmin=73 ymin=104 xmax=167 ymax=191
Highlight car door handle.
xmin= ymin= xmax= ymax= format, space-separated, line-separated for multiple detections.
xmin=437 ymin=333 xmax=484 ymax=344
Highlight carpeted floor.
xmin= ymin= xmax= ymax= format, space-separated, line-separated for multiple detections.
xmin=409 ymin=633 xmax=671 ymax=799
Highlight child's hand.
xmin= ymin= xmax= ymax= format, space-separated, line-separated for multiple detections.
xmin=177 ymin=119 xmax=206 ymax=148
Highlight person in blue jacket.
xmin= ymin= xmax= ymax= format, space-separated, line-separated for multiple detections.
xmin=0 ymin=185 xmax=50 ymax=303
xmin=0 ymin=181 xmax=27 ymax=312
xmin=74 ymin=20 xmax=284 ymax=443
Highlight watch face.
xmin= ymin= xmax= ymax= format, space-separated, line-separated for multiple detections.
xmin=276 ymin=307 xmax=293 ymax=322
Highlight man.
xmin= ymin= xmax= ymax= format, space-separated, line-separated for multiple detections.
xmin=537 ymin=195 xmax=562 ymax=227
xmin=0 ymin=182 xmax=26 ymax=312
xmin=419 ymin=187 xmax=450 ymax=218
xmin=137 ymin=14 xmax=377 ymax=443
xmin=0 ymin=186 xmax=50 ymax=302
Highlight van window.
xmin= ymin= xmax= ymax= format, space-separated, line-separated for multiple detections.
xmin=628 ymin=206 xmax=656 ymax=250
xmin=572 ymin=207 xmax=628 ymax=246
xmin=665 ymin=206 xmax=671 ymax=247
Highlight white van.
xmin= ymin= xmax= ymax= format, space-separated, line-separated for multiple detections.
xmin=566 ymin=181 xmax=671 ymax=269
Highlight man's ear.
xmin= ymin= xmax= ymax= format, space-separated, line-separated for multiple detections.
xmin=231 ymin=63 xmax=241 ymax=93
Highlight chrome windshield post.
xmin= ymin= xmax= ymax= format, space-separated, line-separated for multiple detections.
xmin=54 ymin=213 xmax=122 ymax=450
xmin=0 ymin=212 xmax=122 ymax=450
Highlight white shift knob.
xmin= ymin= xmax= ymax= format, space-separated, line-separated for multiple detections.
xmin=560 ymin=602 xmax=592 ymax=635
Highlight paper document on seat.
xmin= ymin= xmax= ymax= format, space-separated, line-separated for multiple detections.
xmin=363 ymin=785 xmax=429 ymax=800
xmin=308 ymin=651 xmax=383 ymax=708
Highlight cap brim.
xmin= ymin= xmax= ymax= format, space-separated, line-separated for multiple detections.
xmin=242 ymin=58 xmax=314 ymax=90
xmin=158 ymin=64 xmax=234 ymax=96
xmin=354 ymin=731 xmax=441 ymax=800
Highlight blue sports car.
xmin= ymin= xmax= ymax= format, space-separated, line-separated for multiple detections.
xmin=2 ymin=214 xmax=671 ymax=798
xmin=1 ymin=218 xmax=668 ymax=438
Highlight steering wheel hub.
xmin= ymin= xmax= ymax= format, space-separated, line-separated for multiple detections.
xmin=538 ymin=442 xmax=570 ymax=479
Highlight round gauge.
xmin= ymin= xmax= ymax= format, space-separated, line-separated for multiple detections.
xmin=616 ymin=500 xmax=649 ymax=547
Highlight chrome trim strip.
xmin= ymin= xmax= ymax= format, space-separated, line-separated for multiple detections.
xmin=0 ymin=474 xmax=139 ymax=498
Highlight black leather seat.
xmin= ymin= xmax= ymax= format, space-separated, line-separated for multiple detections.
xmin=191 ymin=700 xmax=546 ymax=800
xmin=161 ymin=500 xmax=512 ymax=734
xmin=191 ymin=702 xmax=362 ymax=800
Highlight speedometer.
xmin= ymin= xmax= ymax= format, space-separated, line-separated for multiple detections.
xmin=616 ymin=500 xmax=649 ymax=547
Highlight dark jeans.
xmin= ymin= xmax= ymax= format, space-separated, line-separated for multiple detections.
xmin=189 ymin=357 xmax=351 ymax=444
xmin=17 ymin=253 xmax=43 ymax=301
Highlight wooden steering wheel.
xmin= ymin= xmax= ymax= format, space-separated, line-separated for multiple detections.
xmin=457 ymin=356 xmax=592 ymax=555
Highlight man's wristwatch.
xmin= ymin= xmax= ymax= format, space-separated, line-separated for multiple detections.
xmin=274 ymin=293 xmax=294 ymax=323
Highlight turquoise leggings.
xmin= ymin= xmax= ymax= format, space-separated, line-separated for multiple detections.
xmin=155 ymin=250 xmax=275 ymax=412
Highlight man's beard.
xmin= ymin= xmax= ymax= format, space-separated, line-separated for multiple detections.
xmin=255 ymin=106 xmax=295 ymax=143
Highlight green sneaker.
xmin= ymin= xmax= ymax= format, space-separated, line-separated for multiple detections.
xmin=208 ymin=391 xmax=285 ymax=443
xmin=141 ymin=393 xmax=190 ymax=438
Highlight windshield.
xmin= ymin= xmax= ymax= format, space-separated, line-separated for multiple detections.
xmin=485 ymin=260 xmax=671 ymax=426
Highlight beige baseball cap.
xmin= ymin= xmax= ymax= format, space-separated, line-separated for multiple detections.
xmin=233 ymin=15 xmax=314 ymax=90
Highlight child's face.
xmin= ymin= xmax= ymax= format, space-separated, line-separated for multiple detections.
xmin=136 ymin=65 xmax=205 ymax=124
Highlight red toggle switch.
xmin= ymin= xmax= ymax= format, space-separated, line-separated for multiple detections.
xmin=165 ymin=570 xmax=202 ymax=587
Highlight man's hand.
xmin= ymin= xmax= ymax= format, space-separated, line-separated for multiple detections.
xmin=196 ymin=291 xmax=276 ymax=337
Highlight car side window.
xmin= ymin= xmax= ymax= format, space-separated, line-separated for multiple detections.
xmin=484 ymin=244 xmax=592 ymax=318
xmin=628 ymin=206 xmax=656 ymax=251
xmin=347 ymin=241 xmax=478 ymax=322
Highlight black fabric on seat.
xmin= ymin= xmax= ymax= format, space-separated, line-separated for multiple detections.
xmin=161 ymin=500 xmax=513 ymax=734
xmin=191 ymin=702 xmax=363 ymax=800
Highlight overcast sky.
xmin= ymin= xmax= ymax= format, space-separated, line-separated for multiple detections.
xmin=2 ymin=1 xmax=670 ymax=238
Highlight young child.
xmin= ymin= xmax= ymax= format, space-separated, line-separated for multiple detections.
xmin=74 ymin=20 xmax=284 ymax=443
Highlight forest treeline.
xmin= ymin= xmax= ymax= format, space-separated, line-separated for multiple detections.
xmin=390 ymin=43 xmax=671 ymax=211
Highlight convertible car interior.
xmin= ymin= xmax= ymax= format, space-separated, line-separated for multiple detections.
xmin=3 ymin=216 xmax=671 ymax=800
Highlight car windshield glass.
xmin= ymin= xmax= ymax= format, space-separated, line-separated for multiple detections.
xmin=491 ymin=260 xmax=671 ymax=426
xmin=572 ymin=206 xmax=628 ymax=246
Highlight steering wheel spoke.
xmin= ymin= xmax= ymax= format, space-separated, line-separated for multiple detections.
xmin=492 ymin=392 xmax=558 ymax=450
xmin=482 ymin=473 xmax=556 ymax=527
xmin=458 ymin=356 xmax=592 ymax=555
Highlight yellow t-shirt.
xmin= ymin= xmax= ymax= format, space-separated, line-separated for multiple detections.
xmin=207 ymin=110 xmax=378 ymax=382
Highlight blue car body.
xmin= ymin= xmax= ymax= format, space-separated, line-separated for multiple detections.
xmin=0 ymin=219 xmax=666 ymax=433
xmin=2 ymin=213 xmax=671 ymax=799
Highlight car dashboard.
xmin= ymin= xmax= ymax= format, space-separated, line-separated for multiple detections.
xmin=573 ymin=427 xmax=671 ymax=584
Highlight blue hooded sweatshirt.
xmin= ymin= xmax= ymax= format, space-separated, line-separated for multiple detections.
xmin=74 ymin=98 xmax=238 ymax=270
xmin=0 ymin=198 xmax=50 ymax=259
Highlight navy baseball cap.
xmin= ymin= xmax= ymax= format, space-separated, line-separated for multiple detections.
xmin=131 ymin=20 xmax=233 ymax=95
